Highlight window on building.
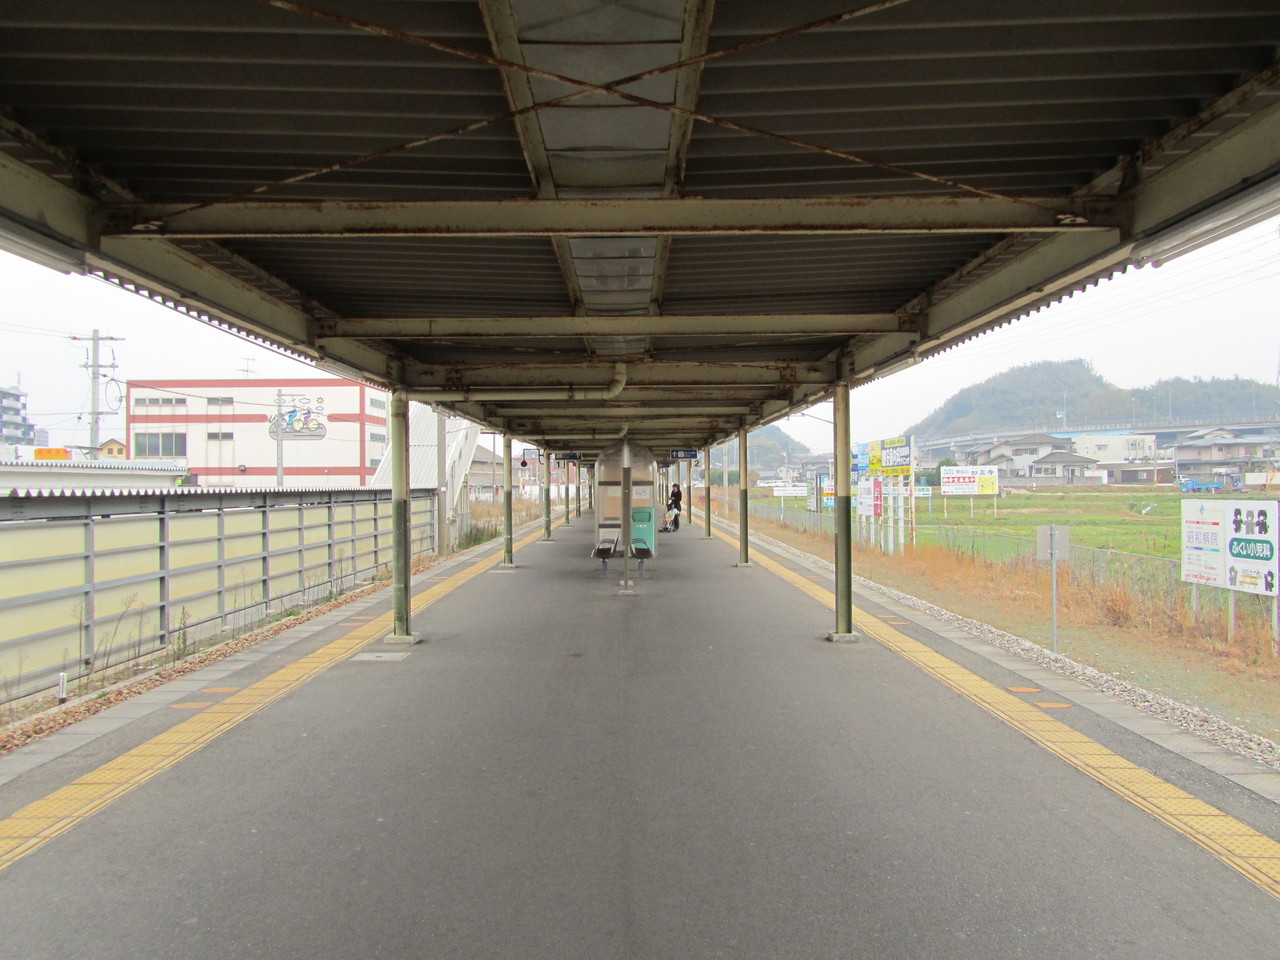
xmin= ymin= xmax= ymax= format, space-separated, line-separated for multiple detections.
xmin=369 ymin=397 xmax=386 ymax=410
xmin=207 ymin=397 xmax=234 ymax=405
xmin=1013 ymin=447 xmax=1037 ymax=456
xmin=207 ymin=432 xmax=234 ymax=441
xmin=369 ymin=458 xmax=381 ymax=468
xmin=134 ymin=433 xmax=187 ymax=457
xmin=369 ymin=432 xmax=386 ymax=444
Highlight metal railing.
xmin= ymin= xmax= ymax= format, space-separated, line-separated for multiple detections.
xmin=0 ymin=488 xmax=437 ymax=705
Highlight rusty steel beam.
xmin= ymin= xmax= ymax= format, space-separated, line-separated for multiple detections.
xmin=112 ymin=196 xmax=1123 ymax=238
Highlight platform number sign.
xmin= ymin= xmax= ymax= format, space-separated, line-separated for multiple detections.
xmin=670 ymin=449 xmax=699 ymax=459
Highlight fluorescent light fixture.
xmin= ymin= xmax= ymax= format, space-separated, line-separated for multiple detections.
xmin=1133 ymin=173 xmax=1280 ymax=267
xmin=0 ymin=218 xmax=85 ymax=274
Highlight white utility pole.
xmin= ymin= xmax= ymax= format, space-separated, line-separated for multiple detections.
xmin=69 ymin=329 xmax=123 ymax=453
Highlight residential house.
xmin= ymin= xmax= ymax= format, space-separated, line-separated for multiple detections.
xmin=1029 ymin=450 xmax=1100 ymax=482
xmin=98 ymin=437 xmax=127 ymax=459
xmin=1167 ymin=428 xmax=1280 ymax=482
xmin=971 ymin=434 xmax=1072 ymax=478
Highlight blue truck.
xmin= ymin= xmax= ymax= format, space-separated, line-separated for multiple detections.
xmin=1179 ymin=475 xmax=1242 ymax=493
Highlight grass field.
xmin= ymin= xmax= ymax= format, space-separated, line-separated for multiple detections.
xmin=753 ymin=486 xmax=1279 ymax=560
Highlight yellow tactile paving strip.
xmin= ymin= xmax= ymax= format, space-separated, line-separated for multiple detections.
xmin=0 ymin=523 xmax=553 ymax=874
xmin=713 ymin=525 xmax=1280 ymax=901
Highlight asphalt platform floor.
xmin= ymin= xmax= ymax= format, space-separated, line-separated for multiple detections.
xmin=2 ymin=509 xmax=1280 ymax=959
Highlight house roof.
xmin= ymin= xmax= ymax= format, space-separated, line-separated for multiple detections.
xmin=1013 ymin=434 xmax=1070 ymax=445
xmin=1033 ymin=451 xmax=1099 ymax=464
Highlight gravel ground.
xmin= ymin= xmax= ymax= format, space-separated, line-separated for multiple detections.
xmin=753 ymin=530 xmax=1280 ymax=774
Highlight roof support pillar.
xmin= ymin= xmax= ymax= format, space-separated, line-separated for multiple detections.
xmin=703 ymin=446 xmax=712 ymax=539
xmin=829 ymin=387 xmax=858 ymax=641
xmin=502 ymin=434 xmax=515 ymax=567
xmin=736 ymin=428 xmax=751 ymax=568
xmin=541 ymin=450 xmax=553 ymax=541
xmin=386 ymin=384 xmax=419 ymax=643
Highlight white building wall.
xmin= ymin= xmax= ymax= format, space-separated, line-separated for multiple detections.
xmin=127 ymin=378 xmax=387 ymax=488
xmin=1072 ymin=434 xmax=1156 ymax=461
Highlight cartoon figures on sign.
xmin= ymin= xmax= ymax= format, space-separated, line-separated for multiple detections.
xmin=269 ymin=395 xmax=328 ymax=440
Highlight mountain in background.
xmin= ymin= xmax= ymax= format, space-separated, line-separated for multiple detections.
xmin=904 ymin=359 xmax=1279 ymax=439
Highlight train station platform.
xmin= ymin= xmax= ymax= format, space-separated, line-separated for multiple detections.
xmin=3 ymin=510 xmax=1280 ymax=958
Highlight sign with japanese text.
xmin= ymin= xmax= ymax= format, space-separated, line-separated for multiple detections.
xmin=879 ymin=436 xmax=913 ymax=476
xmin=940 ymin=465 xmax=999 ymax=496
xmin=1181 ymin=499 xmax=1278 ymax=595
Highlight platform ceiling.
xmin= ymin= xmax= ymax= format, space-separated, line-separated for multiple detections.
xmin=2 ymin=1 xmax=1279 ymax=457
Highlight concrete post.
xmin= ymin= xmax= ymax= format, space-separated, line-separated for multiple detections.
xmin=387 ymin=385 xmax=417 ymax=643
xmin=830 ymin=387 xmax=856 ymax=641
xmin=737 ymin=428 xmax=751 ymax=566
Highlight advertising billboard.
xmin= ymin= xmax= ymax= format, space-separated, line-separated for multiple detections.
xmin=879 ymin=436 xmax=913 ymax=476
xmin=940 ymin=465 xmax=999 ymax=496
xmin=1181 ymin=499 xmax=1278 ymax=595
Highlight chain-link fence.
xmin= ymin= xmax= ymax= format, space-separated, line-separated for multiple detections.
xmin=748 ymin=501 xmax=1279 ymax=645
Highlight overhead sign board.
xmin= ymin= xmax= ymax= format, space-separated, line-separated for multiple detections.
xmin=1181 ymin=499 xmax=1278 ymax=595
xmin=522 ymin=448 xmax=539 ymax=459
xmin=941 ymin=465 xmax=999 ymax=496
xmin=553 ymin=452 xmax=582 ymax=461
xmin=670 ymin=449 xmax=699 ymax=459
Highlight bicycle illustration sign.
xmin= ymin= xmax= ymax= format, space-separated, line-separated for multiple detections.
xmin=269 ymin=395 xmax=328 ymax=441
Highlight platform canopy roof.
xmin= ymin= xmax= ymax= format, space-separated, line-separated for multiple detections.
xmin=3 ymin=1 xmax=1280 ymax=459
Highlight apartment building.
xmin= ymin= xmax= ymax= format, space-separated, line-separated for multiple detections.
xmin=0 ymin=384 xmax=41 ymax=448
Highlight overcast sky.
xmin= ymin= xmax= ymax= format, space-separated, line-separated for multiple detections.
xmin=2 ymin=216 xmax=1278 ymax=452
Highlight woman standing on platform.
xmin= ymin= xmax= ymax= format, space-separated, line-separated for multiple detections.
xmin=667 ymin=483 xmax=682 ymax=531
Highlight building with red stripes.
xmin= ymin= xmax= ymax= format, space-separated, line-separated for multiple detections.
xmin=126 ymin=378 xmax=387 ymax=488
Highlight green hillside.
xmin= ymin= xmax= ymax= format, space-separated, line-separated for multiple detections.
xmin=906 ymin=359 xmax=1278 ymax=438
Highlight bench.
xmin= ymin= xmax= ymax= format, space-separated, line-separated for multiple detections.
xmin=591 ymin=536 xmax=619 ymax=575
xmin=629 ymin=538 xmax=653 ymax=577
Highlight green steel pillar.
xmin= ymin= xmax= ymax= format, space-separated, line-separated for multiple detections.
xmin=563 ymin=460 xmax=571 ymax=527
xmin=830 ymin=387 xmax=856 ymax=641
xmin=541 ymin=449 xmax=552 ymax=541
xmin=502 ymin=433 xmax=515 ymax=566
xmin=619 ymin=443 xmax=634 ymax=594
xmin=575 ymin=462 xmax=582 ymax=517
xmin=737 ymin=427 xmax=751 ymax=566
xmin=702 ymin=446 xmax=712 ymax=538
xmin=387 ymin=385 xmax=417 ymax=643
xmin=436 ymin=405 xmax=450 ymax=556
